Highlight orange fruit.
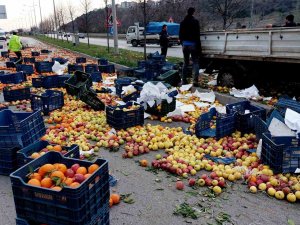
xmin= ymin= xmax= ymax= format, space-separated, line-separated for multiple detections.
xmin=64 ymin=177 xmax=73 ymax=186
xmin=50 ymin=171 xmax=65 ymax=180
xmin=28 ymin=179 xmax=41 ymax=187
xmin=53 ymin=145 xmax=62 ymax=152
xmin=29 ymin=172 xmax=42 ymax=181
xmin=109 ymin=198 xmax=113 ymax=207
xmin=84 ymin=174 xmax=91 ymax=179
xmin=38 ymin=164 xmax=55 ymax=176
xmin=51 ymin=186 xmax=62 ymax=191
xmin=40 ymin=136 xmax=47 ymax=141
xmin=31 ymin=152 xmax=40 ymax=159
xmin=111 ymin=193 xmax=120 ymax=204
xmin=76 ymin=167 xmax=87 ymax=175
xmin=88 ymin=164 xmax=99 ymax=174
xmin=69 ymin=182 xmax=80 ymax=188
xmin=54 ymin=163 xmax=67 ymax=174
xmin=41 ymin=177 xmax=53 ymax=188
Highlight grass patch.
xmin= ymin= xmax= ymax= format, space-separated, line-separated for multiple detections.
xmin=35 ymin=35 xmax=182 ymax=68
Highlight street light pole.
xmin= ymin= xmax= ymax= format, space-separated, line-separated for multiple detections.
xmin=38 ymin=0 xmax=43 ymax=32
xmin=32 ymin=0 xmax=38 ymax=29
xmin=112 ymin=0 xmax=119 ymax=54
xmin=53 ymin=0 xmax=58 ymax=39
xmin=105 ymin=0 xmax=110 ymax=53
xmin=143 ymin=0 xmax=147 ymax=60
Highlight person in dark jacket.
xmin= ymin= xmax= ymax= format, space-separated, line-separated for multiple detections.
xmin=285 ymin=14 xmax=297 ymax=27
xmin=179 ymin=7 xmax=201 ymax=86
xmin=159 ymin=24 xmax=169 ymax=57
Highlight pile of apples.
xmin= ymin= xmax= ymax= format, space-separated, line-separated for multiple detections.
xmin=246 ymin=169 xmax=300 ymax=202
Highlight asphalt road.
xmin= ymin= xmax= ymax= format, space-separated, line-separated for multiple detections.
xmin=46 ymin=34 xmax=183 ymax=58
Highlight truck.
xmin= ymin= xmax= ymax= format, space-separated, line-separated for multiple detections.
xmin=126 ymin=22 xmax=180 ymax=47
xmin=199 ymin=27 xmax=300 ymax=95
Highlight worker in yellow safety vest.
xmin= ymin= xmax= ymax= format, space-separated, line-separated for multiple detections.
xmin=8 ymin=31 xmax=23 ymax=63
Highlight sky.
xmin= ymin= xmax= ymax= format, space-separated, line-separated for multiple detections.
xmin=0 ymin=0 xmax=127 ymax=31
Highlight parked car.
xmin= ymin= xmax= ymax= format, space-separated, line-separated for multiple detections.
xmin=0 ymin=31 xmax=6 ymax=41
xmin=78 ymin=33 xmax=85 ymax=39
xmin=64 ymin=33 xmax=71 ymax=37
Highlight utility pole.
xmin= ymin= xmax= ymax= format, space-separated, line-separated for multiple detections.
xmin=105 ymin=0 xmax=109 ymax=53
xmin=143 ymin=0 xmax=146 ymax=60
xmin=112 ymin=0 xmax=119 ymax=54
xmin=32 ymin=0 xmax=38 ymax=29
xmin=250 ymin=0 xmax=254 ymax=28
xmin=53 ymin=0 xmax=58 ymax=39
xmin=38 ymin=0 xmax=43 ymax=32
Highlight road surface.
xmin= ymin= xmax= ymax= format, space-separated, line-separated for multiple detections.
xmin=46 ymin=34 xmax=183 ymax=58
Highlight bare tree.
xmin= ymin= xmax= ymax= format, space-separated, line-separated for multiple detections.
xmin=57 ymin=4 xmax=70 ymax=42
xmin=67 ymin=0 xmax=77 ymax=35
xmin=206 ymin=0 xmax=249 ymax=29
xmin=81 ymin=0 xmax=92 ymax=47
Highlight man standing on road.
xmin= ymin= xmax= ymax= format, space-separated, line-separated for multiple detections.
xmin=159 ymin=24 xmax=169 ymax=58
xmin=179 ymin=7 xmax=201 ymax=86
xmin=8 ymin=31 xmax=22 ymax=63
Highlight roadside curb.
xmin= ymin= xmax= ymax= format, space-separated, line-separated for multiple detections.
xmin=34 ymin=37 xmax=130 ymax=70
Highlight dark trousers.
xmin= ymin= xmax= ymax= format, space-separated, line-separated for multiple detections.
xmin=182 ymin=45 xmax=199 ymax=84
xmin=14 ymin=51 xmax=23 ymax=64
xmin=161 ymin=46 xmax=168 ymax=57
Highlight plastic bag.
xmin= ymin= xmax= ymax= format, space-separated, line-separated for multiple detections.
xmin=52 ymin=61 xmax=69 ymax=75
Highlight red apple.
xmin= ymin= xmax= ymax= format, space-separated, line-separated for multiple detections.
xmin=74 ymin=174 xmax=85 ymax=183
xmin=65 ymin=169 xmax=75 ymax=178
xmin=71 ymin=164 xmax=80 ymax=173
xmin=189 ymin=178 xmax=196 ymax=187
xmin=176 ymin=181 xmax=184 ymax=190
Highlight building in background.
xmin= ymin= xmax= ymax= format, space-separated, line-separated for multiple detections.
xmin=120 ymin=1 xmax=137 ymax=8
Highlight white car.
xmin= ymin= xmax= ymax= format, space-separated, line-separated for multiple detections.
xmin=0 ymin=31 xmax=6 ymax=41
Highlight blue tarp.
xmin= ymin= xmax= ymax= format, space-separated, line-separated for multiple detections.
xmin=146 ymin=22 xmax=180 ymax=36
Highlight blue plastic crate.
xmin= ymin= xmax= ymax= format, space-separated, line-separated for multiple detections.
xmin=68 ymin=64 xmax=84 ymax=74
xmin=253 ymin=115 xmax=268 ymax=141
xmin=31 ymin=90 xmax=64 ymax=115
xmin=3 ymin=87 xmax=31 ymax=102
xmin=31 ymin=51 xmax=40 ymax=56
xmin=106 ymin=102 xmax=144 ymax=129
xmin=52 ymin=57 xmax=68 ymax=64
xmin=146 ymin=98 xmax=176 ymax=116
xmin=98 ymin=58 xmax=108 ymax=65
xmin=41 ymin=49 xmax=50 ymax=54
xmin=262 ymin=132 xmax=300 ymax=174
xmin=6 ymin=61 xmax=16 ymax=68
xmin=115 ymin=77 xmax=137 ymax=96
xmin=98 ymin=64 xmax=115 ymax=73
xmin=275 ymin=98 xmax=300 ymax=116
xmin=117 ymin=67 xmax=137 ymax=77
xmin=17 ymin=141 xmax=79 ymax=168
xmin=16 ymin=64 xmax=34 ymax=75
xmin=57 ymin=74 xmax=71 ymax=87
xmin=85 ymin=64 xmax=99 ymax=73
xmin=91 ymin=72 xmax=102 ymax=82
xmin=226 ymin=101 xmax=266 ymax=134
xmin=23 ymin=57 xmax=36 ymax=64
xmin=137 ymin=60 xmax=147 ymax=68
xmin=195 ymin=108 xmax=237 ymax=139
xmin=121 ymin=91 xmax=140 ymax=102
xmin=0 ymin=110 xmax=46 ymax=148
xmin=32 ymin=75 xmax=59 ymax=89
xmin=0 ymin=72 xmax=25 ymax=84
xmin=1 ymin=51 xmax=9 ymax=58
xmin=10 ymin=152 xmax=109 ymax=225
xmin=35 ymin=61 xmax=54 ymax=73
xmin=65 ymin=71 xmax=93 ymax=97
xmin=0 ymin=159 xmax=17 ymax=176
xmin=147 ymin=52 xmax=165 ymax=62
xmin=76 ymin=57 xmax=87 ymax=64
xmin=10 ymin=57 xmax=18 ymax=62
xmin=16 ymin=217 xmax=29 ymax=225
xmin=0 ymin=105 xmax=8 ymax=111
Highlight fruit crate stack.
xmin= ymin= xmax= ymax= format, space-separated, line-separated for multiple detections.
xmin=3 ymin=86 xmax=31 ymax=102
xmin=17 ymin=140 xmax=79 ymax=168
xmin=0 ymin=110 xmax=46 ymax=149
xmin=106 ymin=102 xmax=144 ymax=129
xmin=195 ymin=108 xmax=237 ymax=139
xmin=30 ymin=90 xmax=64 ymax=115
xmin=0 ymin=72 xmax=26 ymax=84
xmin=226 ymin=100 xmax=266 ymax=134
xmin=10 ymin=152 xmax=109 ymax=225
